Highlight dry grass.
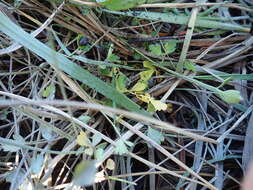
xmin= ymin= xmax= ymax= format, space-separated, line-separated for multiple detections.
xmin=0 ymin=0 xmax=253 ymax=190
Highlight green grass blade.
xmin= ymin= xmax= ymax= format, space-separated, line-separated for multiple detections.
xmin=194 ymin=74 xmax=253 ymax=80
xmin=105 ymin=10 xmax=250 ymax=32
xmin=0 ymin=12 xmax=148 ymax=115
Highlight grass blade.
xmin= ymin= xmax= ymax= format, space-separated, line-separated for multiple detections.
xmin=194 ymin=74 xmax=253 ymax=80
xmin=105 ymin=10 xmax=250 ymax=32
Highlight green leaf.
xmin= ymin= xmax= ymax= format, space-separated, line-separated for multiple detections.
xmin=147 ymin=127 xmax=164 ymax=145
xmin=103 ymin=99 xmax=114 ymax=107
xmin=149 ymin=43 xmax=162 ymax=56
xmin=106 ymin=158 xmax=115 ymax=170
xmin=184 ymin=60 xmax=196 ymax=71
xmin=76 ymin=131 xmax=91 ymax=147
xmin=218 ymin=90 xmax=243 ymax=104
xmin=150 ymin=99 xmax=167 ymax=111
xmin=143 ymin=61 xmax=155 ymax=70
xmin=73 ymin=160 xmax=96 ymax=187
xmin=107 ymin=54 xmax=121 ymax=63
xmin=147 ymin=102 xmax=156 ymax=112
xmin=114 ymin=139 xmax=129 ymax=155
xmin=95 ymin=148 xmax=104 ymax=160
xmin=115 ymin=72 xmax=128 ymax=93
xmin=100 ymin=67 xmax=112 ymax=77
xmin=96 ymin=142 xmax=108 ymax=149
xmin=0 ymin=13 xmax=148 ymax=116
xmin=98 ymin=0 xmax=146 ymax=11
xmin=78 ymin=115 xmax=91 ymax=123
xmin=98 ymin=0 xmax=161 ymax=11
xmin=131 ymin=80 xmax=148 ymax=92
xmin=84 ymin=147 xmax=94 ymax=156
xmin=163 ymin=41 xmax=177 ymax=54
xmin=140 ymin=70 xmax=154 ymax=81
xmin=42 ymin=85 xmax=55 ymax=98
xmin=92 ymin=133 xmax=102 ymax=146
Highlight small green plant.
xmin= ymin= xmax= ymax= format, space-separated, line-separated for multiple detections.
xmin=148 ymin=41 xmax=177 ymax=56
xmin=155 ymin=64 xmax=243 ymax=104
xmin=73 ymin=160 xmax=97 ymax=187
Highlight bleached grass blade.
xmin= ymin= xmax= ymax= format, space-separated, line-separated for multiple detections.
xmin=0 ymin=92 xmax=217 ymax=144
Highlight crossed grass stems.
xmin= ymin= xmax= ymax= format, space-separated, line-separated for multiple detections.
xmin=0 ymin=1 xmax=252 ymax=189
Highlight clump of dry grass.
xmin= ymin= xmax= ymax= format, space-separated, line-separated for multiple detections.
xmin=0 ymin=0 xmax=253 ymax=190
